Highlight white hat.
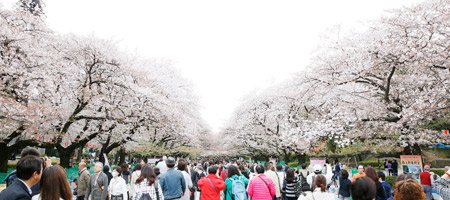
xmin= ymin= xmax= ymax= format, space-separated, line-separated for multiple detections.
xmin=442 ymin=169 xmax=450 ymax=180
xmin=313 ymin=164 xmax=322 ymax=173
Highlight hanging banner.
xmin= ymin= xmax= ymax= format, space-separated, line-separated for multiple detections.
xmin=400 ymin=155 xmax=423 ymax=179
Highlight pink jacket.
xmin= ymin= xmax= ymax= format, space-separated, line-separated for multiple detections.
xmin=247 ymin=174 xmax=276 ymax=200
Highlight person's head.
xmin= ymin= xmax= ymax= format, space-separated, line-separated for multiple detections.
xmin=301 ymin=163 xmax=307 ymax=170
xmin=20 ymin=146 xmax=40 ymax=158
xmin=285 ymin=168 xmax=296 ymax=183
xmin=312 ymin=175 xmax=327 ymax=192
xmin=396 ymin=174 xmax=414 ymax=182
xmin=121 ymin=163 xmax=129 ymax=172
xmin=154 ymin=167 xmax=160 ymax=176
xmin=394 ymin=179 xmax=426 ymax=200
xmin=351 ymin=176 xmax=376 ymax=200
xmin=208 ymin=165 xmax=218 ymax=175
xmin=255 ymin=165 xmax=265 ymax=174
xmin=227 ymin=165 xmax=240 ymax=177
xmin=103 ymin=165 xmax=110 ymax=173
xmin=377 ymin=171 xmax=386 ymax=181
xmin=39 ymin=165 xmax=72 ymax=200
xmin=358 ymin=165 xmax=364 ymax=174
xmin=365 ymin=167 xmax=378 ymax=183
xmin=78 ymin=162 xmax=86 ymax=171
xmin=137 ymin=164 xmax=156 ymax=186
xmin=134 ymin=163 xmax=142 ymax=171
xmin=238 ymin=165 xmax=245 ymax=173
xmin=140 ymin=159 xmax=146 ymax=165
xmin=112 ymin=166 xmax=122 ymax=178
xmin=264 ymin=162 xmax=273 ymax=171
xmin=341 ymin=169 xmax=349 ymax=179
xmin=162 ymin=156 xmax=167 ymax=161
xmin=17 ymin=155 xmax=43 ymax=185
xmin=313 ymin=164 xmax=322 ymax=174
xmin=94 ymin=162 xmax=103 ymax=173
xmin=276 ymin=164 xmax=282 ymax=171
xmin=177 ymin=159 xmax=187 ymax=171
xmin=166 ymin=157 xmax=176 ymax=168
xmin=423 ymin=165 xmax=430 ymax=172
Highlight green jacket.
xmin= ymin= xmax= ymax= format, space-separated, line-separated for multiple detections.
xmin=224 ymin=175 xmax=249 ymax=200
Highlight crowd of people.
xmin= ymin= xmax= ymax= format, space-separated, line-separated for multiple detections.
xmin=0 ymin=147 xmax=449 ymax=200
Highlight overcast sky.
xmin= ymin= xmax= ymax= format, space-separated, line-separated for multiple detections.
xmin=3 ymin=0 xmax=424 ymax=133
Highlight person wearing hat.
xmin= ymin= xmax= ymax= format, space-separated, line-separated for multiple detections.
xmin=306 ymin=164 xmax=322 ymax=189
xmin=433 ymin=169 xmax=450 ymax=200
xmin=420 ymin=165 xmax=434 ymax=200
xmin=159 ymin=157 xmax=186 ymax=200
xmin=351 ymin=165 xmax=366 ymax=182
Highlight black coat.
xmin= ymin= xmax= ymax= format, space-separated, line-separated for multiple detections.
xmin=0 ymin=180 xmax=32 ymax=200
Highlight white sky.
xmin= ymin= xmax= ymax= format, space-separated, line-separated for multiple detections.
xmin=3 ymin=0 xmax=424 ymax=133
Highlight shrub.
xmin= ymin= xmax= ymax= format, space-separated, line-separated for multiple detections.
xmin=385 ymin=176 xmax=397 ymax=188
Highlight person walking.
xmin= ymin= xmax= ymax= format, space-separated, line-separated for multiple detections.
xmin=224 ymin=165 xmax=249 ymax=200
xmin=177 ymin=159 xmax=193 ymax=200
xmin=133 ymin=165 xmax=164 ymax=200
xmin=85 ymin=162 xmax=109 ymax=200
xmin=365 ymin=167 xmax=388 ymax=200
xmin=419 ymin=165 xmax=433 ymax=200
xmin=298 ymin=175 xmax=335 ymax=200
xmin=338 ymin=169 xmax=351 ymax=200
xmin=282 ymin=168 xmax=300 ymax=200
xmin=198 ymin=165 xmax=226 ymax=200
xmin=76 ymin=162 xmax=90 ymax=200
xmin=247 ymin=165 xmax=276 ymax=200
xmin=190 ymin=165 xmax=206 ymax=200
xmin=130 ymin=164 xmax=142 ymax=200
xmin=352 ymin=165 xmax=366 ymax=182
xmin=159 ymin=157 xmax=186 ymax=200
xmin=32 ymin=165 xmax=72 ymax=200
xmin=264 ymin=163 xmax=281 ymax=200
xmin=108 ymin=167 xmax=128 ymax=200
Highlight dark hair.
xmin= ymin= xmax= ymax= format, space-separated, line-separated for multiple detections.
xmin=285 ymin=168 xmax=296 ymax=184
xmin=276 ymin=165 xmax=282 ymax=171
xmin=167 ymin=162 xmax=175 ymax=168
xmin=177 ymin=159 xmax=187 ymax=171
xmin=16 ymin=155 xmax=43 ymax=180
xmin=249 ymin=165 xmax=255 ymax=173
xmin=312 ymin=175 xmax=327 ymax=192
xmin=394 ymin=179 xmax=425 ymax=200
xmin=351 ymin=176 xmax=376 ymax=200
xmin=134 ymin=164 xmax=142 ymax=171
xmin=20 ymin=147 xmax=40 ymax=158
xmin=255 ymin=165 xmax=265 ymax=174
xmin=396 ymin=174 xmax=414 ymax=182
xmin=365 ymin=167 xmax=378 ymax=183
xmin=301 ymin=163 xmax=307 ymax=170
xmin=238 ymin=165 xmax=245 ymax=172
xmin=136 ymin=164 xmax=156 ymax=186
xmin=39 ymin=165 xmax=72 ymax=200
xmin=114 ymin=166 xmax=123 ymax=176
xmin=154 ymin=167 xmax=160 ymax=176
xmin=227 ymin=165 xmax=240 ymax=178
xmin=121 ymin=163 xmax=129 ymax=172
xmin=208 ymin=166 xmax=218 ymax=174
xmin=377 ymin=171 xmax=386 ymax=181
xmin=341 ymin=169 xmax=349 ymax=179
xmin=103 ymin=165 xmax=110 ymax=173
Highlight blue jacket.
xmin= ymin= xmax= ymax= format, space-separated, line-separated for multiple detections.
xmin=4 ymin=171 xmax=40 ymax=196
xmin=159 ymin=168 xmax=186 ymax=200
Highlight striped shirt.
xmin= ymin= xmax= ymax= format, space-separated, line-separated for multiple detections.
xmin=283 ymin=177 xmax=299 ymax=198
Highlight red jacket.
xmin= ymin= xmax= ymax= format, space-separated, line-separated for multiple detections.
xmin=198 ymin=174 xmax=226 ymax=200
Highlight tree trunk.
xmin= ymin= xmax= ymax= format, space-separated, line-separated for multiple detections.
xmin=118 ymin=147 xmax=126 ymax=165
xmin=76 ymin=146 xmax=83 ymax=162
xmin=59 ymin=150 xmax=72 ymax=168
xmin=296 ymin=153 xmax=306 ymax=164
xmin=0 ymin=143 xmax=13 ymax=172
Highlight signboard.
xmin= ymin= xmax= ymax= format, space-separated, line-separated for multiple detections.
xmin=310 ymin=158 xmax=326 ymax=167
xmin=147 ymin=158 xmax=160 ymax=165
xmin=400 ymin=155 xmax=423 ymax=179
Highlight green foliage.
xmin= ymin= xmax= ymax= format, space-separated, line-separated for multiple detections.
xmin=430 ymin=169 xmax=445 ymax=176
xmin=423 ymin=117 xmax=450 ymax=131
xmin=288 ymin=161 xmax=299 ymax=167
xmin=385 ymin=176 xmax=397 ymax=188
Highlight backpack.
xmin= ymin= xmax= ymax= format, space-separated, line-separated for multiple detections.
xmin=139 ymin=193 xmax=152 ymax=200
xmin=300 ymin=171 xmax=311 ymax=192
xmin=231 ymin=176 xmax=247 ymax=200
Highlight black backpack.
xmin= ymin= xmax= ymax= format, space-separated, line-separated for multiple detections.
xmin=300 ymin=171 xmax=311 ymax=192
